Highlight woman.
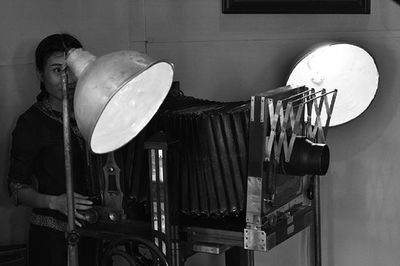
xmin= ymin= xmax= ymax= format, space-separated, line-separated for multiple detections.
xmin=8 ymin=33 xmax=96 ymax=266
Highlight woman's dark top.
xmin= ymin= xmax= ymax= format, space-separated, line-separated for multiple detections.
xmin=8 ymin=99 xmax=89 ymax=230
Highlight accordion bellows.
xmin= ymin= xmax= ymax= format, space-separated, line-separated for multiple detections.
xmin=149 ymin=95 xmax=250 ymax=217
xmin=89 ymin=93 xmax=302 ymax=220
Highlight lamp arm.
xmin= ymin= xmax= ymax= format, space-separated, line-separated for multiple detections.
xmin=61 ymin=70 xmax=79 ymax=266
xmin=66 ymin=48 xmax=96 ymax=79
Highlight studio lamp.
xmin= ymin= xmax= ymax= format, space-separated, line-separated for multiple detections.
xmin=61 ymin=48 xmax=174 ymax=266
xmin=68 ymin=48 xmax=174 ymax=154
xmin=286 ymin=42 xmax=379 ymax=266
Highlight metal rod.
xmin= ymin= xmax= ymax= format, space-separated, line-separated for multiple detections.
xmin=290 ymin=89 xmax=337 ymax=107
xmin=313 ymin=175 xmax=322 ymax=266
xmin=322 ymin=89 xmax=338 ymax=138
xmin=282 ymin=90 xmax=337 ymax=114
xmin=280 ymin=86 xmax=324 ymax=104
xmin=61 ymin=70 xmax=79 ymax=266
xmin=280 ymin=87 xmax=309 ymax=102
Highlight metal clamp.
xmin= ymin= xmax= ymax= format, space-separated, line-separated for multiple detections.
xmin=244 ymin=229 xmax=267 ymax=252
xmin=66 ymin=230 xmax=80 ymax=246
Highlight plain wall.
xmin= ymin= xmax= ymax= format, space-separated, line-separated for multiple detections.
xmin=1 ymin=1 xmax=400 ymax=266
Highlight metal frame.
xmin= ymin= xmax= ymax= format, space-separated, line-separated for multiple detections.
xmin=222 ymin=0 xmax=370 ymax=14
xmin=145 ymin=132 xmax=181 ymax=266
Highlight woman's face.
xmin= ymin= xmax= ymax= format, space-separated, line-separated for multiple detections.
xmin=41 ymin=52 xmax=77 ymax=102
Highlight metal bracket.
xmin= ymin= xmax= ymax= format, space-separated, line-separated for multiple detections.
xmin=192 ymin=243 xmax=228 ymax=254
xmin=244 ymin=228 xmax=267 ymax=252
xmin=102 ymin=152 xmax=125 ymax=221
xmin=245 ymin=176 xmax=263 ymax=225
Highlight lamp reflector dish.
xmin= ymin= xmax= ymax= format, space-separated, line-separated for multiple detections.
xmin=69 ymin=49 xmax=174 ymax=154
xmin=286 ymin=43 xmax=379 ymax=127
xmin=91 ymin=62 xmax=173 ymax=153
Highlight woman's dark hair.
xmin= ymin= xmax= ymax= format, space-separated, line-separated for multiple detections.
xmin=35 ymin=33 xmax=83 ymax=100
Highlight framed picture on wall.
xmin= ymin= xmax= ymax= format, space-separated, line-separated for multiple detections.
xmin=222 ymin=0 xmax=370 ymax=14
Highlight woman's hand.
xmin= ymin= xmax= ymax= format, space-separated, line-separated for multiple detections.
xmin=49 ymin=192 xmax=93 ymax=227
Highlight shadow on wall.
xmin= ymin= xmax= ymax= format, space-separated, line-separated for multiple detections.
xmin=0 ymin=38 xmax=38 ymax=200
xmin=323 ymin=159 xmax=368 ymax=266
xmin=0 ymin=39 xmax=38 ymax=245
xmin=321 ymin=39 xmax=400 ymax=266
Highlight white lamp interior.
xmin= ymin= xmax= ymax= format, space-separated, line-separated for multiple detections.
xmin=287 ymin=43 xmax=379 ymax=127
xmin=91 ymin=62 xmax=173 ymax=153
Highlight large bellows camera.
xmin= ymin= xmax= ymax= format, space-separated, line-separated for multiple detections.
xmin=79 ymin=85 xmax=337 ymax=264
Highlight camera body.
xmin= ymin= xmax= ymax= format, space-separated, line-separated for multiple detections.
xmin=81 ymin=152 xmax=126 ymax=225
xmin=82 ymin=191 xmax=125 ymax=224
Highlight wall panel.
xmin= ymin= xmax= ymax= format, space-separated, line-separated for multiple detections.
xmin=138 ymin=1 xmax=400 ymax=266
